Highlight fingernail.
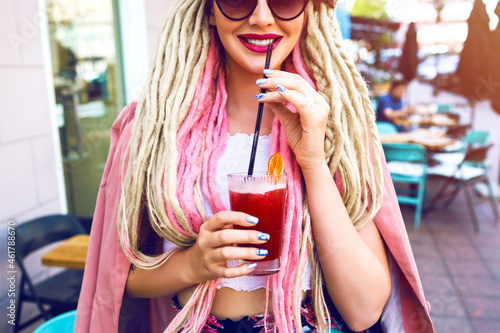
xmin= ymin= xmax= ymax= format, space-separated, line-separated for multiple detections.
xmin=254 ymin=93 xmax=266 ymax=100
xmin=247 ymin=216 xmax=259 ymax=224
xmin=264 ymin=69 xmax=274 ymax=75
xmin=276 ymin=85 xmax=286 ymax=92
xmin=258 ymin=233 xmax=270 ymax=241
xmin=248 ymin=262 xmax=257 ymax=270
xmin=256 ymin=78 xmax=267 ymax=85
xmin=256 ymin=249 xmax=268 ymax=256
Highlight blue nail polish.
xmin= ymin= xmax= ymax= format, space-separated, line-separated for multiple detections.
xmin=248 ymin=262 xmax=257 ymax=270
xmin=264 ymin=69 xmax=274 ymax=75
xmin=254 ymin=93 xmax=265 ymax=100
xmin=247 ymin=216 xmax=259 ymax=224
xmin=276 ymin=85 xmax=286 ymax=92
xmin=256 ymin=78 xmax=267 ymax=85
xmin=258 ymin=233 xmax=270 ymax=241
xmin=256 ymin=249 xmax=268 ymax=256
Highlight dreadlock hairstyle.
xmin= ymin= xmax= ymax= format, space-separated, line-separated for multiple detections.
xmin=117 ymin=0 xmax=384 ymax=332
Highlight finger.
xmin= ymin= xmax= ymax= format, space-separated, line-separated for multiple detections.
xmin=258 ymin=88 xmax=317 ymax=115
xmin=203 ymin=211 xmax=259 ymax=233
xmin=212 ymin=245 xmax=268 ymax=262
xmin=214 ymin=262 xmax=259 ymax=279
xmin=255 ymin=91 xmax=297 ymax=105
xmin=254 ymin=92 xmax=300 ymax=126
xmin=206 ymin=229 xmax=270 ymax=248
xmin=256 ymin=74 xmax=317 ymax=98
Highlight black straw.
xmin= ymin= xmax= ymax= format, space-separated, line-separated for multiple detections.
xmin=248 ymin=44 xmax=273 ymax=176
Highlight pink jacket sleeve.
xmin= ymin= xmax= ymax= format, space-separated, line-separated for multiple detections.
xmin=375 ymin=144 xmax=435 ymax=332
xmin=74 ymin=101 xmax=175 ymax=333
xmin=74 ymin=102 xmax=433 ymax=332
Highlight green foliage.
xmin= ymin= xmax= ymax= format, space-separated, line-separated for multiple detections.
xmin=350 ymin=0 xmax=390 ymax=21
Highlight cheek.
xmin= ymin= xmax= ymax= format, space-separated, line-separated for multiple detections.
xmin=285 ymin=19 xmax=305 ymax=45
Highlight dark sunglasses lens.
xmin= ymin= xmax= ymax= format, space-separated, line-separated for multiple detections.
xmin=218 ymin=0 xmax=255 ymax=20
xmin=269 ymin=0 xmax=306 ymax=20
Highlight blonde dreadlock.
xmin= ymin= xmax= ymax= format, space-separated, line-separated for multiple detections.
xmin=117 ymin=0 xmax=384 ymax=332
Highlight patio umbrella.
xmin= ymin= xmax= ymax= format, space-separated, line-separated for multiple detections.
xmin=397 ymin=22 xmax=419 ymax=82
xmin=491 ymin=1 xmax=500 ymax=114
xmin=455 ymin=0 xmax=492 ymax=102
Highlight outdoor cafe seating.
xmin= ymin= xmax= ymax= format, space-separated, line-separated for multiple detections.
xmin=426 ymin=144 xmax=500 ymax=232
xmin=383 ymin=143 xmax=428 ymax=229
xmin=389 ymin=104 xmax=460 ymax=129
xmin=14 ymin=215 xmax=86 ymax=332
xmin=378 ymin=114 xmax=498 ymax=231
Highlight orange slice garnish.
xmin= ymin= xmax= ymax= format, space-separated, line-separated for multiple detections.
xmin=267 ymin=153 xmax=284 ymax=176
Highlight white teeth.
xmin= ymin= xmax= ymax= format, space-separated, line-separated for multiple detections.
xmin=245 ymin=38 xmax=275 ymax=46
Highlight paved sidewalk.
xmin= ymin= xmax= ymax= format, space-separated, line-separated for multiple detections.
xmin=403 ymin=193 xmax=500 ymax=333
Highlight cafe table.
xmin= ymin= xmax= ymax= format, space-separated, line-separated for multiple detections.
xmin=379 ymin=128 xmax=457 ymax=150
xmin=391 ymin=105 xmax=459 ymax=128
xmin=41 ymin=234 xmax=90 ymax=270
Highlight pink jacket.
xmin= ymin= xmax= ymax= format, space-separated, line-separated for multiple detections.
xmin=74 ymin=102 xmax=434 ymax=332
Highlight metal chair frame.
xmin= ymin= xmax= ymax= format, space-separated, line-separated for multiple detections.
xmin=14 ymin=214 xmax=85 ymax=332
xmin=427 ymin=144 xmax=499 ymax=232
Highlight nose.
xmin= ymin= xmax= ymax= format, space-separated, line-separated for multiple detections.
xmin=248 ymin=0 xmax=275 ymax=26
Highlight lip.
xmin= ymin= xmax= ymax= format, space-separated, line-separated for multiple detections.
xmin=237 ymin=33 xmax=283 ymax=53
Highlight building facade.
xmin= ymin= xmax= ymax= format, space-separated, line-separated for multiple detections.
xmin=0 ymin=0 xmax=174 ymax=326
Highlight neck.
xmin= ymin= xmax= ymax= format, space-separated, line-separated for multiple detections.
xmin=225 ymin=61 xmax=275 ymax=136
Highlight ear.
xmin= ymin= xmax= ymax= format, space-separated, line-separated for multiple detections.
xmin=208 ymin=3 xmax=216 ymax=26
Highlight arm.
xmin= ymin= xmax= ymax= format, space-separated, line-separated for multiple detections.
xmin=303 ymin=164 xmax=390 ymax=331
xmin=125 ymin=249 xmax=198 ymax=298
xmin=257 ymin=70 xmax=390 ymax=331
xmin=383 ymin=106 xmax=414 ymax=121
xmin=125 ymin=211 xmax=270 ymax=298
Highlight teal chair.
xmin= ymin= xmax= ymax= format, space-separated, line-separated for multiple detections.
xmin=432 ymin=129 xmax=490 ymax=166
xmin=464 ymin=130 xmax=490 ymax=146
xmin=427 ymin=144 xmax=499 ymax=231
xmin=33 ymin=310 xmax=76 ymax=333
xmin=377 ymin=122 xmax=398 ymax=134
xmin=383 ymin=143 xmax=428 ymax=229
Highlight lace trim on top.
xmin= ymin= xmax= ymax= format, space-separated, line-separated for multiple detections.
xmin=163 ymin=133 xmax=312 ymax=292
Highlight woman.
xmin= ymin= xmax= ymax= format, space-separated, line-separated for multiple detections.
xmin=75 ymin=0 xmax=434 ymax=332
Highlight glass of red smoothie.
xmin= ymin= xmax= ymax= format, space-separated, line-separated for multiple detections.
xmin=227 ymin=172 xmax=287 ymax=276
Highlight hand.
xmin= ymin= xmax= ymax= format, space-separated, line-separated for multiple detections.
xmin=185 ymin=211 xmax=269 ymax=283
xmin=255 ymin=70 xmax=329 ymax=173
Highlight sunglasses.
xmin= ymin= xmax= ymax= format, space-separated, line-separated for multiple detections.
xmin=214 ymin=0 xmax=309 ymax=21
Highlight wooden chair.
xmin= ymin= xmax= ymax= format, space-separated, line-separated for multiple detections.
xmin=14 ymin=215 xmax=85 ymax=332
xmin=427 ymin=144 xmax=499 ymax=232
xmin=445 ymin=124 xmax=471 ymax=140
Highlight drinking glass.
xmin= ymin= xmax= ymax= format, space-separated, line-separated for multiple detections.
xmin=227 ymin=172 xmax=287 ymax=275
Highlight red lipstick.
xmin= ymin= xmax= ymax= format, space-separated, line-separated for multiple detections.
xmin=237 ymin=34 xmax=283 ymax=53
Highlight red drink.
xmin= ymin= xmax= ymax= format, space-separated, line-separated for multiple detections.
xmin=229 ymin=188 xmax=286 ymax=261
xmin=227 ymin=173 xmax=287 ymax=275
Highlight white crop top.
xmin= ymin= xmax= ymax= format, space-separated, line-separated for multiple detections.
xmin=163 ymin=133 xmax=312 ymax=292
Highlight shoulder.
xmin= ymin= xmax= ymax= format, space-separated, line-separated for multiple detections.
xmin=378 ymin=94 xmax=391 ymax=103
xmin=108 ymin=101 xmax=140 ymax=148
xmin=112 ymin=101 xmax=138 ymax=134
xmin=376 ymin=94 xmax=391 ymax=109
